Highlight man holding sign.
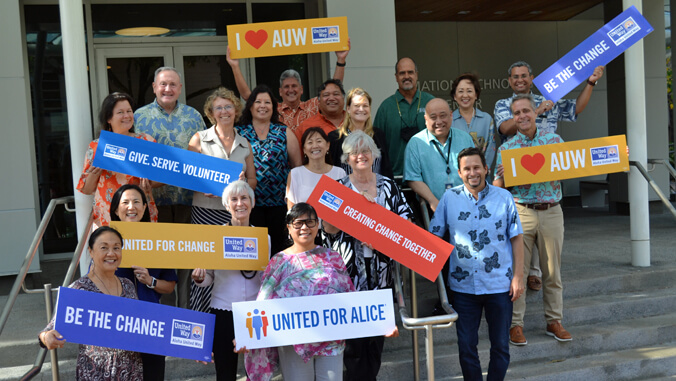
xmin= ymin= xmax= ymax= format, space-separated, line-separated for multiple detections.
xmin=494 ymin=61 xmax=604 ymax=139
xmin=430 ymin=147 xmax=524 ymax=380
xmin=493 ymin=94 xmax=571 ymax=346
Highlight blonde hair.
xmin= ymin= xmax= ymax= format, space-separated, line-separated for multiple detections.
xmin=339 ymin=88 xmax=374 ymax=139
xmin=203 ymin=87 xmax=243 ymax=125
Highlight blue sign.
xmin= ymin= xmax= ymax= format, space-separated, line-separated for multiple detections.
xmin=223 ymin=237 xmax=259 ymax=259
xmin=93 ymin=130 xmax=243 ymax=195
xmin=318 ymin=190 xmax=343 ymax=212
xmin=54 ymin=287 xmax=215 ymax=361
xmin=533 ymin=6 xmax=653 ymax=102
xmin=591 ymin=145 xmax=621 ymax=166
xmin=312 ymin=26 xmax=340 ymax=44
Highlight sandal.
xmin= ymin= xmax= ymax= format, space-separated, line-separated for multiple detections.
xmin=527 ymin=275 xmax=542 ymax=291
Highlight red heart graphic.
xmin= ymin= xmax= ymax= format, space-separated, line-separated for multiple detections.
xmin=245 ymin=30 xmax=268 ymax=49
xmin=521 ymin=153 xmax=546 ymax=175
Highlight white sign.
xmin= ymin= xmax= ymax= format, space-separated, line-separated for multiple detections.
xmin=232 ymin=289 xmax=396 ymax=350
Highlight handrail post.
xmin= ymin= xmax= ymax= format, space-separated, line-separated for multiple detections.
xmin=410 ymin=268 xmax=420 ymax=381
xmin=43 ymin=284 xmax=60 ymax=381
xmin=425 ymin=325 xmax=434 ymax=380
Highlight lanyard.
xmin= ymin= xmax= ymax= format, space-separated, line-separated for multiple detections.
xmin=432 ymin=130 xmax=453 ymax=175
xmin=395 ymin=91 xmax=422 ymax=128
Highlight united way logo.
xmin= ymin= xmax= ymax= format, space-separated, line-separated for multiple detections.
xmin=319 ymin=191 xmax=343 ymax=212
xmin=312 ymin=25 xmax=340 ymax=44
xmin=246 ymin=309 xmax=269 ymax=340
xmin=590 ymin=145 xmax=620 ymax=166
xmin=607 ymin=16 xmax=640 ymax=46
xmin=170 ymin=319 xmax=206 ymax=349
xmin=223 ymin=237 xmax=258 ymax=259
xmin=102 ymin=144 xmax=127 ymax=161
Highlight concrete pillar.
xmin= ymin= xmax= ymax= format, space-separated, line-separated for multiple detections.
xmin=59 ymin=0 xmax=94 ymax=275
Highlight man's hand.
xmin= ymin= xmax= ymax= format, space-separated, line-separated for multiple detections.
xmin=589 ymin=66 xmax=605 ymax=83
xmin=226 ymin=46 xmax=239 ymax=68
xmin=335 ymin=38 xmax=351 ymax=64
xmin=509 ymin=275 xmax=525 ymax=302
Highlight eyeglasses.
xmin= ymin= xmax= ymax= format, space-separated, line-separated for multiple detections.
xmin=213 ymin=105 xmax=235 ymax=112
xmin=289 ymin=218 xmax=318 ymax=229
xmin=349 ymin=149 xmax=372 ymax=157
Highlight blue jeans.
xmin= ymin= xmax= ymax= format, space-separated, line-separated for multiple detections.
xmin=451 ymin=291 xmax=512 ymax=381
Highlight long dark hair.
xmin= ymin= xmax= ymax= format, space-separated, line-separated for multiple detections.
xmin=99 ymin=92 xmax=136 ymax=134
xmin=238 ymin=85 xmax=281 ymax=126
xmin=110 ymin=184 xmax=151 ymax=223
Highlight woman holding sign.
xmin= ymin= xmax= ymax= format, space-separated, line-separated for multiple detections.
xmin=77 ymin=92 xmax=159 ymax=227
xmin=192 ymin=180 xmax=269 ymax=381
xmin=188 ymin=87 xmax=257 ymax=313
xmin=111 ymin=184 xmax=178 ymax=381
xmin=39 ymin=226 xmax=143 ymax=380
xmin=237 ymin=85 xmax=302 ymax=255
xmin=245 ymin=202 xmax=355 ymax=381
xmin=323 ymin=131 xmax=409 ymax=381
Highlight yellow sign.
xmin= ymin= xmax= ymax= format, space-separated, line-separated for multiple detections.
xmin=502 ymin=135 xmax=629 ymax=187
xmin=111 ymin=222 xmax=269 ymax=271
xmin=227 ymin=17 xmax=349 ymax=59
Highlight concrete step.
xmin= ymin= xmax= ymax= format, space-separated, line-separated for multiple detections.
xmin=378 ymin=312 xmax=676 ymax=380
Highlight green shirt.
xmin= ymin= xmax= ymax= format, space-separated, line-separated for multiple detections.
xmin=374 ymin=89 xmax=434 ymax=178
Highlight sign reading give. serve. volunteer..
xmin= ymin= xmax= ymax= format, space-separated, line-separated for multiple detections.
xmin=232 ymin=289 xmax=395 ymax=350
xmin=502 ymin=135 xmax=629 ymax=187
xmin=55 ymin=287 xmax=215 ymax=361
xmin=227 ymin=17 xmax=349 ymax=59
xmin=111 ymin=221 xmax=269 ymax=271
xmin=307 ymin=176 xmax=452 ymax=282
xmin=93 ymin=131 xmax=242 ymax=196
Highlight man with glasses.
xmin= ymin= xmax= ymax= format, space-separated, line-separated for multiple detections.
xmin=374 ymin=57 xmax=435 ymax=178
xmin=404 ymin=98 xmax=474 ymax=213
xmin=134 ymin=66 xmax=206 ymax=308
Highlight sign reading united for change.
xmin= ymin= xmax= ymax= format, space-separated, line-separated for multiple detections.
xmin=502 ymin=135 xmax=629 ymax=187
xmin=227 ymin=17 xmax=349 ymax=59
xmin=534 ymin=5 xmax=653 ymax=102
xmin=232 ymin=289 xmax=395 ymax=350
xmin=54 ymin=287 xmax=215 ymax=361
xmin=93 ymin=130 xmax=242 ymax=196
xmin=111 ymin=221 xmax=269 ymax=271
xmin=307 ymin=176 xmax=453 ymax=282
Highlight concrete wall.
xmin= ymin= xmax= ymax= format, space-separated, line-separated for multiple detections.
xmin=0 ymin=1 xmax=40 ymax=275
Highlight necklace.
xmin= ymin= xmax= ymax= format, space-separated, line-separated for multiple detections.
xmin=351 ymin=173 xmax=376 ymax=196
xmin=93 ymin=271 xmax=118 ymax=296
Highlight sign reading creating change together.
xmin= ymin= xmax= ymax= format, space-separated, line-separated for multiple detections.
xmin=54 ymin=287 xmax=215 ymax=361
xmin=307 ymin=176 xmax=453 ymax=282
xmin=501 ymin=135 xmax=629 ymax=187
xmin=111 ymin=221 xmax=269 ymax=271
xmin=227 ymin=17 xmax=349 ymax=59
xmin=533 ymin=5 xmax=653 ymax=102
xmin=93 ymin=131 xmax=243 ymax=196
xmin=232 ymin=289 xmax=395 ymax=350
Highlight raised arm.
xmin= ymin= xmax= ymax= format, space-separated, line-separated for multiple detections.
xmin=227 ymin=46 xmax=252 ymax=101
xmin=575 ymin=66 xmax=604 ymax=115
xmin=333 ymin=38 xmax=350 ymax=82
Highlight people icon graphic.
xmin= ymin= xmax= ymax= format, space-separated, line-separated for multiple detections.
xmin=246 ymin=309 xmax=269 ymax=340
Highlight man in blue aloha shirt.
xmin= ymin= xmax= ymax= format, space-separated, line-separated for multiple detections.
xmin=430 ymin=146 xmax=524 ymax=381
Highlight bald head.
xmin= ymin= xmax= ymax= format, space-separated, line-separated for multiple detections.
xmin=424 ymin=98 xmax=452 ymax=143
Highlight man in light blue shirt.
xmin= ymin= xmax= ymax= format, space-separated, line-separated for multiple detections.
xmin=404 ymin=98 xmax=474 ymax=212
xmin=430 ymin=147 xmax=524 ymax=381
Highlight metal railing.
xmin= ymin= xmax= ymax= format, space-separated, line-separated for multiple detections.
xmin=631 ymin=160 xmax=676 ymax=220
xmin=0 ymin=196 xmax=93 ymax=381
xmin=391 ymin=196 xmax=457 ymax=381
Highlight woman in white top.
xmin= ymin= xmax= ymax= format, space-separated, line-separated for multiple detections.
xmin=286 ymin=127 xmax=346 ymax=209
xmin=192 ymin=180 xmax=270 ymax=381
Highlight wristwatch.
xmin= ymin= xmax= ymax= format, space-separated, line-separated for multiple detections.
xmin=148 ymin=277 xmax=157 ymax=289
xmin=587 ymin=79 xmax=597 ymax=86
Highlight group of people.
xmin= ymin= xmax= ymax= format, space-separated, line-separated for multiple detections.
xmin=38 ymin=44 xmax=606 ymax=381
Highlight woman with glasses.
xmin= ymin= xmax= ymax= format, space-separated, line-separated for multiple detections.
xmin=328 ymin=88 xmax=392 ymax=178
xmin=187 ymin=87 xmax=257 ymax=313
xmin=245 ymin=203 xmax=355 ymax=381
xmin=323 ymin=131 xmax=409 ymax=381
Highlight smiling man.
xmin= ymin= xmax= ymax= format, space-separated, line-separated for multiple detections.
xmin=493 ymin=94 xmax=571 ymax=347
xmin=294 ymin=79 xmax=347 ymax=143
xmin=404 ymin=98 xmax=473 ymax=213
xmin=430 ymin=146 xmax=523 ymax=381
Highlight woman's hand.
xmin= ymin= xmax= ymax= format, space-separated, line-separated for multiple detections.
xmin=132 ymin=266 xmax=152 ymax=286
xmin=40 ymin=330 xmax=65 ymax=349
xmin=196 ymin=352 xmax=215 ymax=365
xmin=139 ymin=178 xmax=152 ymax=194
xmin=238 ymin=171 xmax=246 ymax=182
xmin=203 ymin=193 xmax=220 ymax=199
xmin=385 ymin=326 xmax=399 ymax=338
xmin=192 ymin=268 xmax=206 ymax=283
xmin=233 ymin=339 xmax=249 ymax=353
xmin=226 ymin=46 xmax=239 ymax=68
xmin=362 ymin=242 xmax=375 ymax=251
xmin=361 ymin=191 xmax=376 ymax=203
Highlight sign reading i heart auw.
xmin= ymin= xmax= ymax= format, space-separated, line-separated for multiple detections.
xmin=501 ymin=135 xmax=629 ymax=187
xmin=227 ymin=17 xmax=349 ymax=59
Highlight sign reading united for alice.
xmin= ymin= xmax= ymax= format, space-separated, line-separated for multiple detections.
xmin=227 ymin=17 xmax=349 ymax=59
xmin=93 ymin=131 xmax=243 ymax=196
xmin=111 ymin=221 xmax=269 ymax=271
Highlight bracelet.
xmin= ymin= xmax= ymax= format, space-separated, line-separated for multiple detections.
xmin=336 ymin=61 xmax=346 ymax=67
xmin=587 ymin=79 xmax=597 ymax=87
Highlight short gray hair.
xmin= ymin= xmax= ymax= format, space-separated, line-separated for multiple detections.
xmin=510 ymin=93 xmax=537 ymax=113
xmin=507 ymin=61 xmax=532 ymax=77
xmin=341 ymin=130 xmax=381 ymax=164
xmin=221 ymin=180 xmax=255 ymax=210
xmin=154 ymin=67 xmax=183 ymax=83
xmin=279 ymin=69 xmax=302 ymax=87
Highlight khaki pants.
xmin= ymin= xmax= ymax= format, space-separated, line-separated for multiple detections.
xmin=511 ymin=203 xmax=564 ymax=327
